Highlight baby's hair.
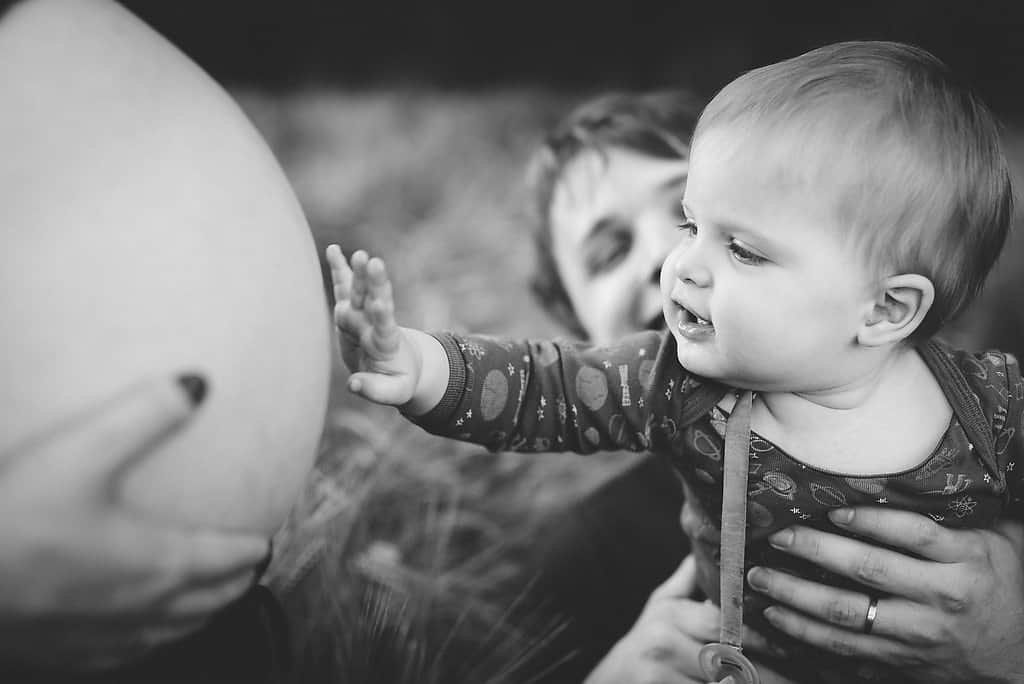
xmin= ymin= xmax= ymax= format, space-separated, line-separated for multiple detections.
xmin=527 ymin=91 xmax=704 ymax=339
xmin=693 ymin=41 xmax=1014 ymax=340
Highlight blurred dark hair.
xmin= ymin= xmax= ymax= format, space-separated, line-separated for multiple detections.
xmin=526 ymin=90 xmax=704 ymax=339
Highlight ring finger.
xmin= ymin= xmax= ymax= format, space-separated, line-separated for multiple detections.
xmin=748 ymin=566 xmax=903 ymax=637
xmin=760 ymin=604 xmax=908 ymax=662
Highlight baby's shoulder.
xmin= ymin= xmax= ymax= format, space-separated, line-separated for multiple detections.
xmin=928 ymin=339 xmax=1022 ymax=422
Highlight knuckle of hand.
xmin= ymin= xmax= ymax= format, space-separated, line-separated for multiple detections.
xmin=910 ymin=518 xmax=940 ymax=549
xmin=644 ymin=622 xmax=676 ymax=650
xmin=825 ymin=598 xmax=861 ymax=627
xmin=777 ymin=612 xmax=808 ymax=641
xmin=769 ymin=579 xmax=795 ymax=604
xmin=961 ymin=536 xmax=987 ymax=562
xmin=826 ymin=636 xmax=858 ymax=657
xmin=853 ymin=551 xmax=888 ymax=584
xmin=886 ymin=643 xmax=930 ymax=668
xmin=791 ymin=527 xmax=823 ymax=559
xmin=905 ymin=619 xmax=947 ymax=646
xmin=936 ymin=584 xmax=970 ymax=613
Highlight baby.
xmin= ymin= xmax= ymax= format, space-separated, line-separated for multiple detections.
xmin=327 ymin=41 xmax=1022 ymax=683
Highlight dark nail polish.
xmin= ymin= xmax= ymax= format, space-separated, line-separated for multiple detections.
xmin=176 ymin=373 xmax=208 ymax=406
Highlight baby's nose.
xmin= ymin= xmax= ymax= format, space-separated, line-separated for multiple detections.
xmin=672 ymin=241 xmax=712 ymax=287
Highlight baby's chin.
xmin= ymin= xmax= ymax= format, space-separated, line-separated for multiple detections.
xmin=672 ymin=339 xmax=730 ymax=381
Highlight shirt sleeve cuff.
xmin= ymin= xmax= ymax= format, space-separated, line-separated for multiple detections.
xmin=405 ymin=331 xmax=467 ymax=429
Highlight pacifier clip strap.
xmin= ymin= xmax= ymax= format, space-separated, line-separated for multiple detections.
xmin=719 ymin=389 xmax=753 ymax=647
xmin=699 ymin=390 xmax=760 ymax=684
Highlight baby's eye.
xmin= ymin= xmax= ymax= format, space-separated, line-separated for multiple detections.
xmin=676 ymin=219 xmax=698 ymax=237
xmin=728 ymin=240 xmax=767 ymax=265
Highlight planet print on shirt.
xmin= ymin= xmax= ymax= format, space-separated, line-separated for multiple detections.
xmin=810 ymin=482 xmax=848 ymax=507
xmin=692 ymin=428 xmax=722 ymax=461
xmin=480 ymin=369 xmax=509 ymax=421
xmin=576 ymin=366 xmax=609 ymax=411
xmin=761 ymin=471 xmax=797 ymax=500
xmin=844 ymin=477 xmax=887 ymax=495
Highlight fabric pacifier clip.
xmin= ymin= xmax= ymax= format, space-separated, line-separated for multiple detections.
xmin=700 ymin=390 xmax=760 ymax=684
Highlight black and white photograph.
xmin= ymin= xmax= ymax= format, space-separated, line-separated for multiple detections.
xmin=3 ymin=1 xmax=1024 ymax=682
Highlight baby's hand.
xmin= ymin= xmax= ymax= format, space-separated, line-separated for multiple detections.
xmin=325 ymin=245 xmax=421 ymax=406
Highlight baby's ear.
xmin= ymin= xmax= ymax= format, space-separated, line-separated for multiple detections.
xmin=857 ymin=274 xmax=935 ymax=347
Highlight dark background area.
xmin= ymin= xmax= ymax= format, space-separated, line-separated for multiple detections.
xmin=125 ymin=0 xmax=1024 ymax=116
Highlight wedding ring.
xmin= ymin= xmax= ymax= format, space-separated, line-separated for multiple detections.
xmin=863 ymin=596 xmax=879 ymax=634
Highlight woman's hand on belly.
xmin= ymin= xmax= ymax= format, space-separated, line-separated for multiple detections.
xmin=0 ymin=375 xmax=270 ymax=674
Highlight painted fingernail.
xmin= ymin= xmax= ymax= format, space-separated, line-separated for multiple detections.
xmin=176 ymin=373 xmax=208 ymax=406
xmin=769 ymin=529 xmax=794 ymax=549
xmin=829 ymin=508 xmax=854 ymax=524
xmin=763 ymin=606 xmax=780 ymax=625
xmin=747 ymin=567 xmax=768 ymax=590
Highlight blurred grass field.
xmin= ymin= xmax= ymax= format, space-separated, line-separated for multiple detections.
xmin=234 ymin=87 xmax=1024 ymax=682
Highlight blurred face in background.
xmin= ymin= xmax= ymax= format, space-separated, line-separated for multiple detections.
xmin=548 ymin=147 xmax=688 ymax=345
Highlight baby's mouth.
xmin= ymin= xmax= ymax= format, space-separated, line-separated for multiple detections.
xmin=682 ymin=305 xmax=712 ymax=326
xmin=687 ymin=309 xmax=711 ymax=326
xmin=676 ymin=305 xmax=715 ymax=339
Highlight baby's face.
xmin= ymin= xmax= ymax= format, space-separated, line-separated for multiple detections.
xmin=549 ymin=147 xmax=688 ymax=345
xmin=660 ymin=128 xmax=878 ymax=392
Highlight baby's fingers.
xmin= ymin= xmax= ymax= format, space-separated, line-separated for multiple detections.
xmin=349 ymin=249 xmax=370 ymax=310
xmin=365 ymin=257 xmax=399 ymax=352
xmin=325 ymin=244 xmax=353 ymax=306
xmin=333 ymin=303 xmax=375 ymax=351
xmin=347 ymin=372 xmax=413 ymax=406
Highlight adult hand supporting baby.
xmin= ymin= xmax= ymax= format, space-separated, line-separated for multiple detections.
xmin=584 ymin=556 xmax=797 ymax=684
xmin=748 ymin=507 xmax=1024 ymax=683
xmin=0 ymin=374 xmax=270 ymax=674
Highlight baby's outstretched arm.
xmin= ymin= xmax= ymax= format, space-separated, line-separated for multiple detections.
xmin=325 ymin=244 xmax=449 ymax=414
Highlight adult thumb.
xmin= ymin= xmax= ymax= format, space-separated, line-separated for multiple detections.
xmin=26 ymin=373 xmax=206 ymax=494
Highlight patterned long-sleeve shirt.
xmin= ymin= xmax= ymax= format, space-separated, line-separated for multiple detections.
xmin=413 ymin=330 xmax=1024 ymax=683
